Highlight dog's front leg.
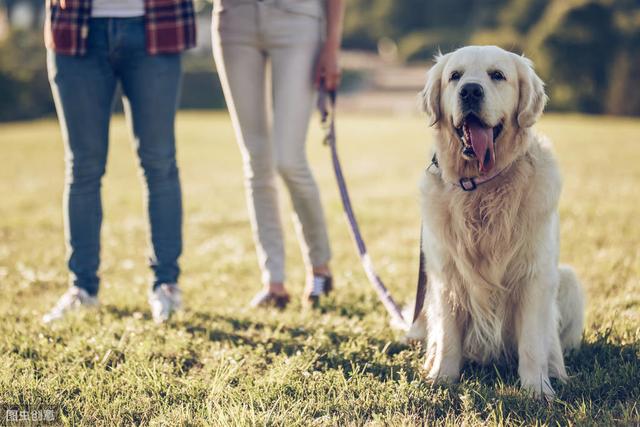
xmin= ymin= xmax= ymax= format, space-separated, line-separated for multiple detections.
xmin=424 ymin=279 xmax=462 ymax=383
xmin=516 ymin=269 xmax=558 ymax=399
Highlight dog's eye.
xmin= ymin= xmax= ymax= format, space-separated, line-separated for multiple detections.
xmin=449 ymin=71 xmax=462 ymax=82
xmin=489 ymin=70 xmax=506 ymax=81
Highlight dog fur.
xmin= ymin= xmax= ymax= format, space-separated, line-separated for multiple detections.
xmin=408 ymin=46 xmax=585 ymax=398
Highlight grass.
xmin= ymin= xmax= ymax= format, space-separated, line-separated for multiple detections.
xmin=0 ymin=111 xmax=638 ymax=426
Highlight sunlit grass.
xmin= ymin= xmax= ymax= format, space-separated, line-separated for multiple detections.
xmin=0 ymin=112 xmax=638 ymax=425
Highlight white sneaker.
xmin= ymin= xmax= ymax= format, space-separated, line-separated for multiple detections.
xmin=42 ymin=286 xmax=98 ymax=324
xmin=148 ymin=283 xmax=181 ymax=324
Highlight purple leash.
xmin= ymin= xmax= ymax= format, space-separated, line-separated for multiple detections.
xmin=317 ymin=85 xmax=410 ymax=329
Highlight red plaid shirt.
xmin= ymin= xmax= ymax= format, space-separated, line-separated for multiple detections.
xmin=45 ymin=0 xmax=196 ymax=56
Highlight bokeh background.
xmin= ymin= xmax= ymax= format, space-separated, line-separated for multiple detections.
xmin=1 ymin=0 xmax=639 ymax=122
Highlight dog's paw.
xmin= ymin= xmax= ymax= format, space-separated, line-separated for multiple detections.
xmin=424 ymin=368 xmax=460 ymax=385
xmin=520 ymin=375 xmax=556 ymax=400
xmin=423 ymin=356 xmax=461 ymax=384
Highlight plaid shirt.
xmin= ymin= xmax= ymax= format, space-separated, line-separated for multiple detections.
xmin=45 ymin=0 xmax=196 ymax=56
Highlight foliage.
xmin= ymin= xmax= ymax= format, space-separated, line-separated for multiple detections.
xmin=0 ymin=30 xmax=53 ymax=121
xmin=0 ymin=31 xmax=226 ymax=122
xmin=1 ymin=0 xmax=639 ymax=118
xmin=343 ymin=0 xmax=640 ymax=115
xmin=1 ymin=113 xmax=639 ymax=424
xmin=529 ymin=1 xmax=620 ymax=113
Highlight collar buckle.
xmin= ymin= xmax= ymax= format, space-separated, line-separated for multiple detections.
xmin=459 ymin=177 xmax=477 ymax=191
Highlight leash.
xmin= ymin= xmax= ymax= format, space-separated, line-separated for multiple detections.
xmin=317 ymin=84 xmax=427 ymax=330
xmin=412 ymin=229 xmax=427 ymax=324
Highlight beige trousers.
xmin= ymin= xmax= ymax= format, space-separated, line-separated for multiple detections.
xmin=212 ymin=0 xmax=331 ymax=285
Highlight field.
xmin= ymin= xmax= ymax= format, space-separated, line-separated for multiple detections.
xmin=0 ymin=112 xmax=638 ymax=425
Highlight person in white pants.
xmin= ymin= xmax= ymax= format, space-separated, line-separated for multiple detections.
xmin=212 ymin=0 xmax=344 ymax=308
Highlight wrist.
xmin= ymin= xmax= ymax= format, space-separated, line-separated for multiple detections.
xmin=323 ymin=37 xmax=341 ymax=50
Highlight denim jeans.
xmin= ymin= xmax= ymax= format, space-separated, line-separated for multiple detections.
xmin=47 ymin=17 xmax=183 ymax=295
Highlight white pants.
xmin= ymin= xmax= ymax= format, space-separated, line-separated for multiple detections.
xmin=212 ymin=0 xmax=331 ymax=284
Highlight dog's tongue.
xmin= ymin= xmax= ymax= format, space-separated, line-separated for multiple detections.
xmin=466 ymin=118 xmax=495 ymax=174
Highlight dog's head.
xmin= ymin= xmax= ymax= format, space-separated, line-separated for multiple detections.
xmin=420 ymin=46 xmax=546 ymax=177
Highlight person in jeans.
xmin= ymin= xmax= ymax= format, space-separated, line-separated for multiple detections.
xmin=212 ymin=0 xmax=345 ymax=308
xmin=42 ymin=0 xmax=196 ymax=324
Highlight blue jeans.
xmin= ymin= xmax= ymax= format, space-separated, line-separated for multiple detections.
xmin=47 ymin=17 xmax=183 ymax=295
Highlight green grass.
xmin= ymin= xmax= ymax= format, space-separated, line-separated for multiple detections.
xmin=0 ymin=112 xmax=638 ymax=425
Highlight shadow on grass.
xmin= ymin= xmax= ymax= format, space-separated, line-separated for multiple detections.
xmin=100 ymin=304 xmax=638 ymax=415
xmin=434 ymin=334 xmax=639 ymax=419
xmin=187 ymin=311 xmax=638 ymax=408
xmin=172 ymin=310 xmax=417 ymax=379
xmin=102 ymin=304 xmax=150 ymax=321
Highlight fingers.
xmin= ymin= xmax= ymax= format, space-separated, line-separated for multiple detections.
xmin=316 ymin=67 xmax=341 ymax=91
xmin=324 ymin=68 xmax=342 ymax=91
xmin=314 ymin=49 xmax=342 ymax=91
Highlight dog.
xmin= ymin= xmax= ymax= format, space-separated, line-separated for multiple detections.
xmin=407 ymin=46 xmax=585 ymax=398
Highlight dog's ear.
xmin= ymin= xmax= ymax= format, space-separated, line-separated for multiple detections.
xmin=419 ymin=52 xmax=450 ymax=127
xmin=514 ymin=54 xmax=547 ymax=128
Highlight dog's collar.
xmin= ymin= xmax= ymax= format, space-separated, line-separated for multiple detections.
xmin=427 ymin=153 xmax=508 ymax=192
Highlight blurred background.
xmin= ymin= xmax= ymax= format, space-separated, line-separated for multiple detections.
xmin=0 ymin=0 xmax=639 ymax=122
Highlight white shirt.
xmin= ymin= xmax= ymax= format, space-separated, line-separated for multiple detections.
xmin=92 ymin=0 xmax=145 ymax=18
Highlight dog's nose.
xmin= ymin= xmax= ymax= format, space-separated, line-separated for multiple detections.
xmin=460 ymin=83 xmax=484 ymax=104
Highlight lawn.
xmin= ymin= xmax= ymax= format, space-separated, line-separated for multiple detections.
xmin=0 ymin=111 xmax=638 ymax=425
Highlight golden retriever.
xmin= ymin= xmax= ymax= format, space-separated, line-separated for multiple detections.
xmin=408 ymin=46 xmax=585 ymax=398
